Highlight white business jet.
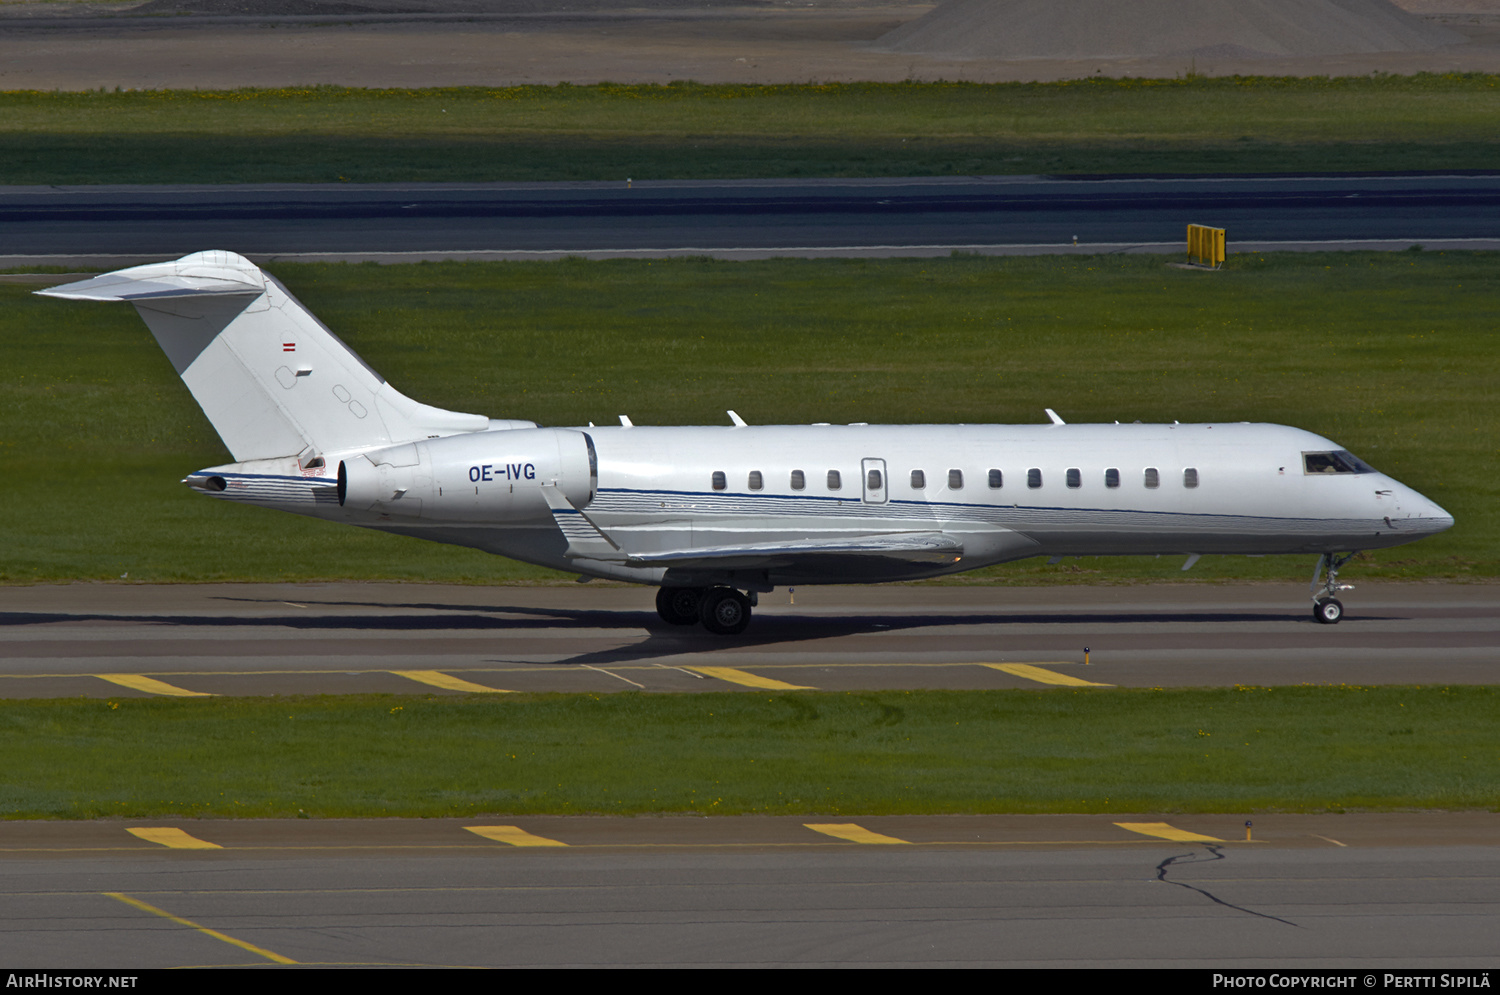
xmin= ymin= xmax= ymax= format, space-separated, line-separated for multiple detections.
xmin=41 ymin=251 xmax=1454 ymax=634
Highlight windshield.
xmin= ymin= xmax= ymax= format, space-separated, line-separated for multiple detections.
xmin=1303 ymin=450 xmax=1377 ymax=475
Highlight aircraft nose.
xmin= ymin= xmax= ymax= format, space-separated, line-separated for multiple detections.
xmin=1404 ymin=490 xmax=1455 ymax=536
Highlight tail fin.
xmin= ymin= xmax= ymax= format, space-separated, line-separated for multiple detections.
xmin=38 ymin=250 xmax=494 ymax=462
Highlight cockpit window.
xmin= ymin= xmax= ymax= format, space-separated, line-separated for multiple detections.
xmin=1303 ymin=451 xmax=1376 ymax=475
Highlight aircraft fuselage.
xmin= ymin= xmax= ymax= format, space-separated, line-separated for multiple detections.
xmin=188 ymin=420 xmax=1453 ymax=590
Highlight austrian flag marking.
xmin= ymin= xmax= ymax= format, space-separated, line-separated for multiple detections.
xmin=282 ymin=342 xmax=296 ymax=352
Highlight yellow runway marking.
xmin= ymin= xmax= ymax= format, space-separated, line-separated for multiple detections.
xmin=126 ymin=827 xmax=223 ymax=850
xmin=104 ymin=892 xmax=297 ymax=964
xmin=983 ymin=663 xmax=1113 ymax=687
xmin=465 ymin=826 xmax=569 ymax=847
xmin=687 ymin=666 xmax=815 ymax=690
xmin=391 ymin=670 xmax=511 ymax=693
xmin=804 ymin=823 xmax=911 ymax=845
xmin=1115 ymin=822 xmax=1225 ymax=843
xmin=96 ymin=674 xmax=214 ymax=696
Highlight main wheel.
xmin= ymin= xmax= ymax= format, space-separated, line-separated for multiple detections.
xmin=699 ymin=587 xmax=752 ymax=635
xmin=1313 ymin=597 xmax=1344 ymax=625
xmin=656 ymin=586 xmax=703 ymax=625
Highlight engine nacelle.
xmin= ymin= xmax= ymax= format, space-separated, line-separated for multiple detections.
xmin=338 ymin=428 xmax=596 ymax=521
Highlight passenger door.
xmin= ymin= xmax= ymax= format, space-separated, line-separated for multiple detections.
xmin=861 ymin=458 xmax=887 ymax=504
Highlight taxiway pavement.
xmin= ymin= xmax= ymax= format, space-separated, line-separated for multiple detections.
xmin=2 ymin=813 xmax=1496 ymax=967
xmin=1 ymin=581 xmax=1493 ymax=698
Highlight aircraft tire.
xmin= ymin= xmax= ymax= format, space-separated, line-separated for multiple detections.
xmin=655 ymin=586 xmax=703 ymax=625
xmin=1312 ymin=597 xmax=1344 ymax=624
xmin=699 ymin=587 xmax=752 ymax=635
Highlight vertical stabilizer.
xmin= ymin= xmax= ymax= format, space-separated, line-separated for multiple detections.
xmin=38 ymin=251 xmax=490 ymax=461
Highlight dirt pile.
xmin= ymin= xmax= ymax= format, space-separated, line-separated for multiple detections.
xmin=877 ymin=0 xmax=1466 ymax=59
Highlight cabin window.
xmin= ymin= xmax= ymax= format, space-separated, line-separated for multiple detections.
xmin=988 ymin=469 xmax=1003 ymax=488
xmin=948 ymin=469 xmax=963 ymax=489
xmin=827 ymin=470 xmax=842 ymax=490
xmin=711 ymin=471 xmax=726 ymax=491
xmin=790 ymin=470 xmax=805 ymax=490
xmin=1105 ymin=468 xmax=1120 ymax=488
xmin=1027 ymin=468 xmax=1042 ymax=489
xmin=1183 ymin=467 xmax=1199 ymax=488
xmin=867 ymin=469 xmax=883 ymax=491
xmin=910 ymin=469 xmax=926 ymax=489
xmin=1144 ymin=467 xmax=1160 ymax=488
xmin=748 ymin=470 xmax=763 ymax=491
xmin=1066 ymin=468 xmax=1081 ymax=489
xmin=1303 ymin=451 xmax=1376 ymax=475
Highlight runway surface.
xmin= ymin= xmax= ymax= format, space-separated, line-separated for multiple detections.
xmin=2 ymin=814 xmax=1497 ymax=968
xmin=1 ymin=581 xmax=1494 ymax=698
xmin=4 ymin=174 xmax=1500 ymax=265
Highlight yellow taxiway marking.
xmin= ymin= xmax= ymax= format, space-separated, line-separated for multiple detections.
xmin=804 ymin=823 xmax=911 ymax=845
xmin=105 ymin=892 xmax=297 ymax=964
xmin=95 ymin=674 xmax=214 ymax=697
xmin=126 ymin=827 xmax=223 ymax=850
xmin=983 ymin=663 xmax=1113 ymax=687
xmin=465 ymin=826 xmax=569 ymax=847
xmin=1115 ymin=822 xmax=1225 ymax=843
xmin=391 ymin=670 xmax=511 ymax=693
xmin=686 ymin=666 xmax=816 ymax=691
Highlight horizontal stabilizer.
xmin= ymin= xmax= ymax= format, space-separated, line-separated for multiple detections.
xmin=625 ymin=532 xmax=963 ymax=569
xmin=36 ymin=251 xmax=267 ymax=302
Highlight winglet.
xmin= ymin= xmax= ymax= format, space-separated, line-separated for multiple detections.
xmin=727 ymin=410 xmax=747 ymax=427
xmin=539 ymin=485 xmax=623 ymax=560
xmin=1045 ymin=408 xmax=1065 ymax=425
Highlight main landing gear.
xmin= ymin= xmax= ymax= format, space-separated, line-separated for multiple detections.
xmin=1311 ymin=552 xmax=1356 ymax=624
xmin=655 ymin=586 xmax=755 ymax=635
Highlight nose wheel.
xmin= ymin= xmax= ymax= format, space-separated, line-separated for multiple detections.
xmin=1313 ymin=597 xmax=1344 ymax=624
xmin=1310 ymin=552 xmax=1356 ymax=624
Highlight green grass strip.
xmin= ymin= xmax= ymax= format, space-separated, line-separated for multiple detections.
xmin=5 ymin=76 xmax=1500 ymax=183
xmin=4 ymin=251 xmax=1494 ymax=584
xmin=3 ymin=687 xmax=1495 ymax=819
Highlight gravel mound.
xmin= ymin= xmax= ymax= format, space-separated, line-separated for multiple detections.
xmin=878 ymin=0 xmax=1466 ymax=59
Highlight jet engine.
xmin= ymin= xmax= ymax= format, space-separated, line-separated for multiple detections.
xmin=338 ymin=428 xmax=597 ymax=521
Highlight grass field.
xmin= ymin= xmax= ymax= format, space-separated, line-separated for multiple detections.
xmin=3 ymin=686 xmax=1493 ymax=819
xmin=3 ymin=76 xmax=1500 ymax=183
xmin=5 ymin=251 xmax=1495 ymax=585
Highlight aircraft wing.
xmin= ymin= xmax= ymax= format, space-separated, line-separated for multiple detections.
xmin=541 ymin=485 xmax=962 ymax=568
xmin=622 ymin=532 xmax=963 ymax=569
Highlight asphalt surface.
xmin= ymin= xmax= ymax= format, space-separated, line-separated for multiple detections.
xmin=3 ymin=814 xmax=1497 ymax=968
xmin=5 ymin=582 xmax=1496 ymax=968
xmin=1 ymin=581 xmax=1494 ymax=697
xmin=4 ymin=174 xmax=1500 ymax=264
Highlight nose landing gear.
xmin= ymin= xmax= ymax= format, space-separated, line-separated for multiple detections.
xmin=1311 ymin=552 xmax=1356 ymax=624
